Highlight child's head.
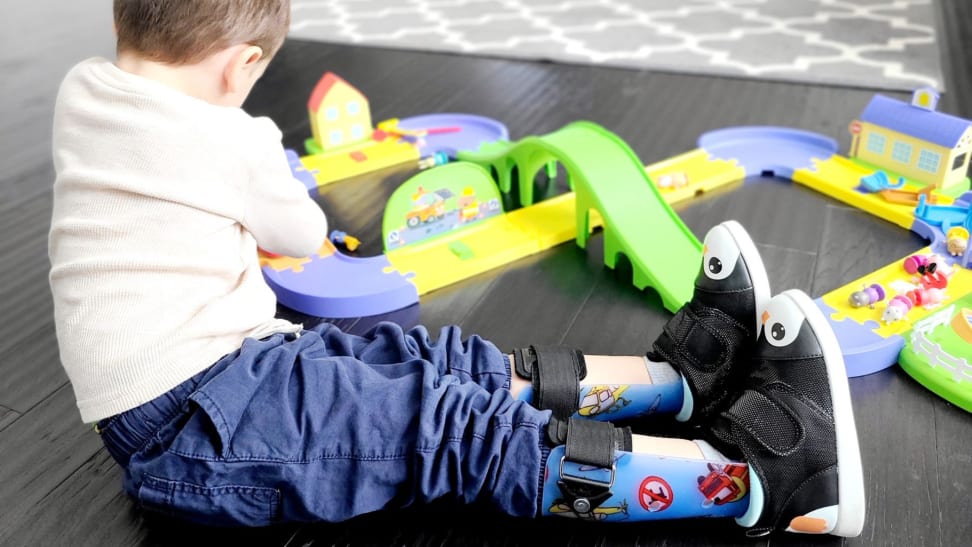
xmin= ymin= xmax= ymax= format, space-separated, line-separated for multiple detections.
xmin=113 ymin=0 xmax=291 ymax=106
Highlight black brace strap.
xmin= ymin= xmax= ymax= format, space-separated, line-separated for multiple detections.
xmin=513 ymin=346 xmax=587 ymax=420
xmin=546 ymin=417 xmax=631 ymax=514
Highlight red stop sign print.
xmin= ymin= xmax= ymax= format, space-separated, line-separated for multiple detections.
xmin=638 ymin=476 xmax=674 ymax=512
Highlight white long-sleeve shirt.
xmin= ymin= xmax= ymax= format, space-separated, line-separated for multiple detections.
xmin=49 ymin=58 xmax=328 ymax=423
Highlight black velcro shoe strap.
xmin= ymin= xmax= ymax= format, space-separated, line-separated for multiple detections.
xmin=650 ymin=302 xmax=749 ymax=413
xmin=513 ymin=346 xmax=587 ymax=420
xmin=723 ymin=389 xmax=804 ymax=456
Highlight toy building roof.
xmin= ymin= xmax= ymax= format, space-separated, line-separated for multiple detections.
xmin=860 ymin=94 xmax=972 ymax=148
xmin=308 ymin=73 xmax=364 ymax=112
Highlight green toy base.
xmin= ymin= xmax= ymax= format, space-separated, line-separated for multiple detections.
xmin=898 ymin=302 xmax=972 ymax=413
xmin=899 ymin=347 xmax=972 ymax=412
xmin=305 ymin=138 xmax=323 ymax=155
xmin=942 ymin=176 xmax=972 ymax=199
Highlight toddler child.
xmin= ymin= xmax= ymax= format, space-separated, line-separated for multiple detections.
xmin=48 ymin=0 xmax=865 ymax=537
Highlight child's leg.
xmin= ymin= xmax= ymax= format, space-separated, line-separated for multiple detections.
xmin=509 ymin=352 xmax=685 ymax=420
xmin=109 ymin=327 xmax=550 ymax=525
xmin=541 ymin=418 xmax=752 ymax=522
xmin=313 ymin=320 xmax=512 ymax=392
xmin=540 ymin=290 xmax=866 ymax=538
xmin=510 ymin=221 xmax=770 ymax=423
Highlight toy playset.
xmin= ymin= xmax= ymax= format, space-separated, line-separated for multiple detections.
xmin=298 ymin=72 xmax=509 ymax=186
xmin=263 ymin=75 xmax=972 ymax=412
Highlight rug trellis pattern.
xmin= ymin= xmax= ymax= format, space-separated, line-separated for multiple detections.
xmin=290 ymin=0 xmax=945 ymax=92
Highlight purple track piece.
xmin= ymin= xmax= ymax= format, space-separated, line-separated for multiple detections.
xmin=267 ymin=150 xmax=422 ymax=318
xmin=699 ymin=126 xmax=838 ymax=178
xmin=286 ymin=148 xmax=318 ymax=192
xmin=815 ymin=298 xmax=905 ymax=377
xmin=396 ymin=113 xmax=509 ymax=157
xmin=262 ymin=251 xmax=418 ymax=318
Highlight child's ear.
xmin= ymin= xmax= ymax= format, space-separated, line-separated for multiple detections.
xmin=224 ymin=45 xmax=265 ymax=94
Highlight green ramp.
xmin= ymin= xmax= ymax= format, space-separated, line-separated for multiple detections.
xmin=458 ymin=121 xmax=701 ymax=312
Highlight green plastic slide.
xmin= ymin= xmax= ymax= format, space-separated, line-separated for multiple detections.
xmin=459 ymin=121 xmax=701 ymax=312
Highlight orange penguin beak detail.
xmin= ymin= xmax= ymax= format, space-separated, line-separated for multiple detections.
xmin=762 ymin=310 xmax=771 ymax=325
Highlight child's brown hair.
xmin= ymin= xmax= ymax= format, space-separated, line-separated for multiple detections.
xmin=114 ymin=0 xmax=291 ymax=64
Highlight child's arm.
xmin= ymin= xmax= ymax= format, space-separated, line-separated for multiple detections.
xmin=242 ymin=140 xmax=328 ymax=258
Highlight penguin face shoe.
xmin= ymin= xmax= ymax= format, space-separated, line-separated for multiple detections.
xmin=647 ymin=220 xmax=771 ymax=423
xmin=704 ymin=289 xmax=866 ymax=537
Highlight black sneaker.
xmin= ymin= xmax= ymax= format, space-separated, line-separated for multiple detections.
xmin=647 ymin=220 xmax=770 ymax=423
xmin=704 ymin=289 xmax=866 ymax=537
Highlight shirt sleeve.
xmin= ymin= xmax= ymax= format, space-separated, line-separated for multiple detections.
xmin=241 ymin=120 xmax=328 ymax=258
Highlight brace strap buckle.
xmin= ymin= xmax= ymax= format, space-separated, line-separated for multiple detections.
xmin=553 ymin=417 xmax=619 ymax=514
xmin=558 ymin=457 xmax=616 ymax=513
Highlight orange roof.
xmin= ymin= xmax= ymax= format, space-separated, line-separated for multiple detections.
xmin=308 ymin=72 xmax=364 ymax=112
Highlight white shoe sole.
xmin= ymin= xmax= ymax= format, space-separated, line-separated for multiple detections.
xmin=780 ymin=289 xmax=866 ymax=537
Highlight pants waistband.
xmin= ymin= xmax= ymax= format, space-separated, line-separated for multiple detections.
xmin=97 ymin=367 xmax=209 ymax=467
xmin=95 ymin=332 xmax=303 ymax=466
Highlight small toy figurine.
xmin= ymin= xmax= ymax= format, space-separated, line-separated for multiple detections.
xmin=902 ymin=253 xmax=937 ymax=275
xmin=947 ymin=227 xmax=969 ymax=257
xmin=329 ymin=230 xmax=360 ymax=252
xmin=656 ymin=172 xmax=689 ymax=190
xmin=848 ymin=283 xmax=886 ymax=309
xmin=418 ymin=151 xmax=450 ymax=170
xmin=906 ymin=287 xmax=945 ymax=308
xmin=915 ymin=261 xmax=949 ymax=290
xmin=881 ymin=287 xmax=946 ymax=324
xmin=882 ymin=294 xmax=914 ymax=323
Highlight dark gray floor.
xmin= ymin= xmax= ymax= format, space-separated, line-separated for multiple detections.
xmin=2 ymin=2 xmax=971 ymax=546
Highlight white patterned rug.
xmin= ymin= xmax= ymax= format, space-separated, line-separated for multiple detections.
xmin=289 ymin=0 xmax=945 ymax=92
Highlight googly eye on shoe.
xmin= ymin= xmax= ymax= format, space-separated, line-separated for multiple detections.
xmin=702 ymin=224 xmax=742 ymax=281
xmin=760 ymin=296 xmax=805 ymax=348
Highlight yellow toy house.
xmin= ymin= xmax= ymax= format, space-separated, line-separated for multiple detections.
xmin=307 ymin=73 xmax=373 ymax=154
xmin=849 ymin=87 xmax=972 ymax=196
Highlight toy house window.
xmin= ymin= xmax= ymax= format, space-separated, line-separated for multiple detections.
xmin=326 ymin=106 xmax=339 ymax=121
xmin=347 ymin=101 xmax=360 ymax=115
xmin=954 ymin=153 xmax=968 ymax=170
xmin=917 ymin=150 xmax=940 ymax=173
xmin=351 ymin=124 xmax=364 ymax=139
xmin=866 ymin=134 xmax=886 ymax=154
xmin=892 ymin=142 xmax=912 ymax=163
xmin=330 ymin=129 xmax=343 ymax=145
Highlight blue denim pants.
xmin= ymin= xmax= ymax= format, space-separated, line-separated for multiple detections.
xmin=97 ymin=322 xmax=552 ymax=526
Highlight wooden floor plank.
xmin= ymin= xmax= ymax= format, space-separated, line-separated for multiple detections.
xmin=0 ymin=322 xmax=66 ymax=412
xmin=0 ymin=404 xmax=20 ymax=432
xmin=0 ymin=385 xmax=105 ymax=535
xmin=811 ymin=205 xmax=927 ymax=298
xmin=456 ymin=245 xmax=602 ymax=350
xmin=846 ymin=367 xmax=945 ymax=547
xmin=934 ymin=401 xmax=972 ymax=547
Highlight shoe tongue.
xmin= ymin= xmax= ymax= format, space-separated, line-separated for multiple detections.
xmin=724 ymin=389 xmax=804 ymax=456
xmin=694 ymin=288 xmax=756 ymax=329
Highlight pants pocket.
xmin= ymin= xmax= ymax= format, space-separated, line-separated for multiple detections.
xmin=138 ymin=474 xmax=280 ymax=527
